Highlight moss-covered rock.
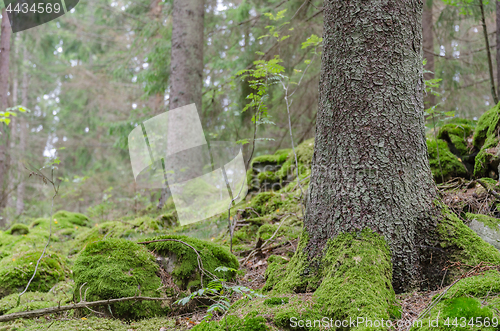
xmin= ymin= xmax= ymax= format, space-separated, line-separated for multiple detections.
xmin=143 ymin=235 xmax=239 ymax=290
xmin=73 ymin=238 xmax=168 ymax=319
xmin=30 ymin=211 xmax=91 ymax=230
xmin=71 ymin=217 xmax=164 ymax=254
xmin=437 ymin=121 xmax=475 ymax=157
xmin=472 ymin=105 xmax=500 ymax=178
xmin=464 ymin=213 xmax=500 ymax=250
xmin=6 ymin=224 xmax=29 ymax=236
xmin=0 ymin=251 xmax=68 ymax=299
xmin=427 ymin=138 xmax=467 ymax=183
xmin=438 ymin=209 xmax=500 ymax=267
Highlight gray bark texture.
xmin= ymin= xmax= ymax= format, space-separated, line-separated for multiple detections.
xmin=158 ymin=0 xmax=204 ymax=210
xmin=0 ymin=9 xmax=12 ymax=216
xmin=304 ymin=0 xmax=437 ymax=293
xmin=169 ymin=0 xmax=204 ymax=111
xmin=422 ymin=0 xmax=435 ymax=107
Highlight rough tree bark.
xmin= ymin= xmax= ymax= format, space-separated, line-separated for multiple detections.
xmin=169 ymin=0 xmax=204 ymax=111
xmin=303 ymin=0 xmax=437 ymax=293
xmin=158 ymin=0 xmax=204 ymax=209
xmin=0 ymin=9 xmax=12 ymax=217
xmin=422 ymin=0 xmax=435 ymax=107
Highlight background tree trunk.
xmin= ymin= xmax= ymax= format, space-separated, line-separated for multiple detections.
xmin=169 ymin=0 xmax=204 ymax=111
xmin=423 ymin=0 xmax=435 ymax=107
xmin=0 ymin=9 xmax=12 ymax=218
xmin=304 ymin=0 xmax=436 ymax=293
xmin=157 ymin=0 xmax=205 ymax=210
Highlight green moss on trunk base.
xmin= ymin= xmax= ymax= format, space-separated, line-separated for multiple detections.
xmin=265 ymin=229 xmax=396 ymax=330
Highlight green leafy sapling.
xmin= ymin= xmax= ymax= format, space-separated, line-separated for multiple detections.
xmin=175 ymin=266 xmax=265 ymax=322
xmin=0 ymin=105 xmax=28 ymax=127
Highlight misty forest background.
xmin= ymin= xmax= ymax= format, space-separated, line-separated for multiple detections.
xmin=0 ymin=0 xmax=497 ymax=223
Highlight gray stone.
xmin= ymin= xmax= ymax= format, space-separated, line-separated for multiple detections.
xmin=468 ymin=219 xmax=500 ymax=250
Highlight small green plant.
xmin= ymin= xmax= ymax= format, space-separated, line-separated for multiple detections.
xmin=175 ymin=266 xmax=265 ymax=322
xmin=0 ymin=105 xmax=28 ymax=126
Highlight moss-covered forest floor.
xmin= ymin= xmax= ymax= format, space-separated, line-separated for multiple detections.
xmin=3 ymin=106 xmax=500 ymax=330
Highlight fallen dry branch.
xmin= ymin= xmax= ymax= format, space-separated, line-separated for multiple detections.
xmin=0 ymin=296 xmax=173 ymax=323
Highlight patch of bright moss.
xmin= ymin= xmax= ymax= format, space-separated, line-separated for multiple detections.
xmin=142 ymin=235 xmax=239 ymax=290
xmin=73 ymin=238 xmax=168 ymax=319
xmin=192 ymin=314 xmax=268 ymax=331
xmin=0 ymin=251 xmax=68 ymax=299
xmin=0 ymin=316 xmax=178 ymax=331
xmin=264 ymin=297 xmax=289 ymax=306
xmin=427 ymin=138 xmax=467 ymax=183
xmin=257 ymin=223 xmax=300 ymax=241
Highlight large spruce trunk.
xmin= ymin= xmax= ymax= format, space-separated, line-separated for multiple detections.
xmin=0 ymin=9 xmax=12 ymax=216
xmin=304 ymin=0 xmax=437 ymax=293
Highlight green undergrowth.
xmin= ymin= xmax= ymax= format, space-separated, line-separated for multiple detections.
xmin=426 ymin=138 xmax=467 ymax=183
xmin=257 ymin=223 xmax=300 ymax=242
xmin=409 ymin=272 xmax=500 ymax=330
xmin=0 ymin=251 xmax=69 ymax=299
xmin=0 ymin=316 xmax=180 ymax=331
xmin=73 ymin=238 xmax=168 ymax=319
xmin=0 ymin=279 xmax=74 ymax=315
xmin=143 ymin=235 xmax=239 ymax=290
xmin=192 ymin=314 xmax=268 ymax=331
